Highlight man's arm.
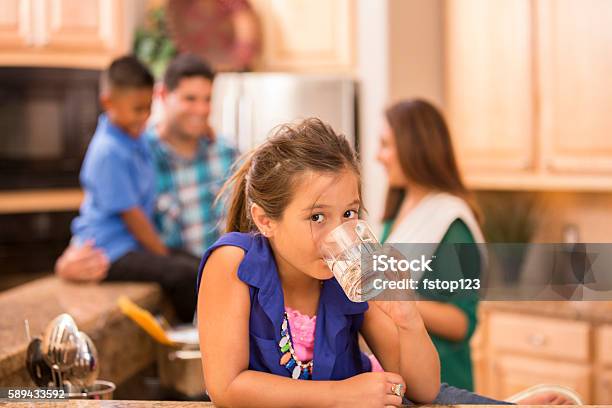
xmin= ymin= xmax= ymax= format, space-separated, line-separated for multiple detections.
xmin=121 ymin=207 xmax=169 ymax=256
xmin=55 ymin=240 xmax=110 ymax=282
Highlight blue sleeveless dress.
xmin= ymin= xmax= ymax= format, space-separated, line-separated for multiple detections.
xmin=197 ymin=232 xmax=373 ymax=380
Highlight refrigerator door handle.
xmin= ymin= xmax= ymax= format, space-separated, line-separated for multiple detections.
xmin=221 ymin=93 xmax=238 ymax=146
xmin=238 ymin=95 xmax=254 ymax=152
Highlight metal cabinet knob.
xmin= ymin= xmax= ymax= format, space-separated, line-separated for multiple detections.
xmin=527 ymin=333 xmax=547 ymax=347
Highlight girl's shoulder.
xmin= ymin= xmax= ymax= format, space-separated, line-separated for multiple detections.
xmin=197 ymin=231 xmax=272 ymax=292
xmin=196 ymin=232 xmax=250 ymax=287
xmin=199 ymin=244 xmax=246 ymax=285
xmin=209 ymin=231 xmax=259 ymax=252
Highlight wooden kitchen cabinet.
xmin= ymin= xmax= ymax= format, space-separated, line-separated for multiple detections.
xmin=42 ymin=0 xmax=126 ymax=53
xmin=446 ymin=0 xmax=612 ymax=190
xmin=537 ymin=0 xmax=612 ymax=175
xmin=473 ymin=305 xmax=612 ymax=404
xmin=486 ymin=311 xmax=593 ymax=400
xmin=488 ymin=312 xmax=590 ymax=362
xmin=249 ymin=0 xmax=354 ymax=72
xmin=445 ymin=0 xmax=534 ymax=174
xmin=0 ymin=0 xmax=31 ymax=50
xmin=596 ymin=325 xmax=612 ymax=365
xmin=0 ymin=0 xmax=138 ymax=68
xmin=595 ymin=325 xmax=612 ymax=403
xmin=470 ymin=320 xmax=489 ymax=394
xmin=490 ymin=355 xmax=591 ymax=402
xmin=596 ymin=370 xmax=612 ymax=404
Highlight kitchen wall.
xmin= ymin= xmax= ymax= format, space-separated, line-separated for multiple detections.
xmin=535 ymin=192 xmax=612 ymax=242
xmin=355 ymin=0 xmax=447 ymax=234
xmin=387 ymin=0 xmax=444 ymax=108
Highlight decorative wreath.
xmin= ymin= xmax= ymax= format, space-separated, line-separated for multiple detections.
xmin=166 ymin=0 xmax=261 ymax=71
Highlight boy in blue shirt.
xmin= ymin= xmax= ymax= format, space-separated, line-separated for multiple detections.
xmin=71 ymin=56 xmax=199 ymax=322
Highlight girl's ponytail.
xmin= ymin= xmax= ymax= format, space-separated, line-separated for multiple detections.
xmin=218 ymin=152 xmax=255 ymax=233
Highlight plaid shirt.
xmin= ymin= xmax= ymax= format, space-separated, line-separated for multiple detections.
xmin=145 ymin=129 xmax=238 ymax=257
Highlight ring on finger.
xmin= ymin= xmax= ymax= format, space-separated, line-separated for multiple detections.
xmin=391 ymin=383 xmax=404 ymax=397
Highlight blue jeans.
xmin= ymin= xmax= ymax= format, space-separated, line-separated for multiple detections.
xmin=403 ymin=383 xmax=515 ymax=405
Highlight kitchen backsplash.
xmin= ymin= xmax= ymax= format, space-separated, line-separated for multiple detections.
xmin=478 ymin=191 xmax=612 ymax=243
xmin=535 ymin=192 xmax=612 ymax=243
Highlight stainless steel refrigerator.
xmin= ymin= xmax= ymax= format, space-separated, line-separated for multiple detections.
xmin=210 ymin=73 xmax=356 ymax=153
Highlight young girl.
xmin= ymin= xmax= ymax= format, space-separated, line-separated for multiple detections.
xmin=197 ymin=118 xmax=441 ymax=407
xmin=197 ymin=117 xmax=578 ymax=408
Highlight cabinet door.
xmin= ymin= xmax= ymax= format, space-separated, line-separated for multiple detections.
xmin=597 ymin=324 xmax=612 ymax=366
xmin=488 ymin=312 xmax=590 ymax=362
xmin=445 ymin=0 xmax=534 ymax=174
xmin=596 ymin=325 xmax=612 ymax=403
xmin=596 ymin=370 xmax=612 ymax=404
xmin=0 ymin=0 xmax=31 ymax=49
xmin=470 ymin=319 xmax=490 ymax=395
xmin=538 ymin=0 xmax=612 ymax=174
xmin=489 ymin=355 xmax=591 ymax=403
xmin=41 ymin=0 xmax=125 ymax=53
xmin=249 ymin=0 xmax=353 ymax=71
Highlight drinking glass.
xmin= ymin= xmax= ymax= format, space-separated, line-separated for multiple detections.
xmin=319 ymin=220 xmax=391 ymax=302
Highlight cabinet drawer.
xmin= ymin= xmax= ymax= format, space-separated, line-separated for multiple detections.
xmin=491 ymin=354 xmax=591 ymax=403
xmin=597 ymin=325 xmax=612 ymax=366
xmin=489 ymin=312 xmax=590 ymax=362
xmin=595 ymin=369 xmax=612 ymax=404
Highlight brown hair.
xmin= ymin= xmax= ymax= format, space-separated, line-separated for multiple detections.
xmin=164 ymin=53 xmax=215 ymax=91
xmin=219 ymin=118 xmax=360 ymax=233
xmin=100 ymin=55 xmax=154 ymax=94
xmin=382 ymin=99 xmax=481 ymax=223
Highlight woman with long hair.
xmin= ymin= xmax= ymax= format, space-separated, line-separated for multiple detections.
xmin=377 ymin=99 xmax=484 ymax=391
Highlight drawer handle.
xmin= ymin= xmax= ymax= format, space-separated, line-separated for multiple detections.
xmin=527 ymin=333 xmax=547 ymax=347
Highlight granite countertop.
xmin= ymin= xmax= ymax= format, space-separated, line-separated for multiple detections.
xmin=0 ymin=276 xmax=166 ymax=387
xmin=0 ymin=402 xmax=591 ymax=408
xmin=0 ymin=402 xmax=211 ymax=408
xmin=479 ymin=300 xmax=612 ymax=324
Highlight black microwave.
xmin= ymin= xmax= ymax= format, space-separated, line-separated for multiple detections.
xmin=0 ymin=67 xmax=101 ymax=190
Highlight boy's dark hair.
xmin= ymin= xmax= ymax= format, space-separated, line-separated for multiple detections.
xmin=100 ymin=55 xmax=154 ymax=93
xmin=163 ymin=53 xmax=215 ymax=91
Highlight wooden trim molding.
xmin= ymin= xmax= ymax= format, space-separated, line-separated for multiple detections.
xmin=0 ymin=188 xmax=83 ymax=214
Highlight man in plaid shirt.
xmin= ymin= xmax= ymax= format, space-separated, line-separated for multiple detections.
xmin=55 ymin=54 xmax=237 ymax=320
xmin=146 ymin=54 xmax=237 ymax=257
xmin=147 ymin=128 xmax=236 ymax=257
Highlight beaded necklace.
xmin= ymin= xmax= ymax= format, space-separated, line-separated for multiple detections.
xmin=279 ymin=311 xmax=313 ymax=379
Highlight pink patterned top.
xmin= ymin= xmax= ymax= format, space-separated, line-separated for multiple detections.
xmin=285 ymin=306 xmax=384 ymax=372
